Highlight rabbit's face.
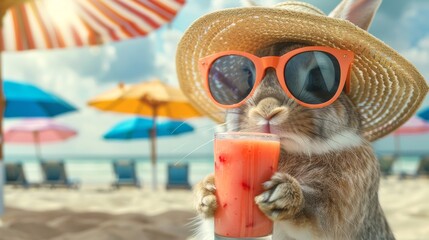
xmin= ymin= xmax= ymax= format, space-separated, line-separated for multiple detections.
xmin=225 ymin=43 xmax=364 ymax=155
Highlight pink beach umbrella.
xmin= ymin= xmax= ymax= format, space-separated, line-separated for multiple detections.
xmin=4 ymin=119 xmax=77 ymax=160
xmin=392 ymin=116 xmax=429 ymax=155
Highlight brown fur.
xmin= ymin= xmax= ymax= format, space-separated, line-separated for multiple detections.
xmin=194 ymin=42 xmax=395 ymax=240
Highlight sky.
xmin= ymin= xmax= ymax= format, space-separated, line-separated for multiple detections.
xmin=2 ymin=0 xmax=429 ymax=160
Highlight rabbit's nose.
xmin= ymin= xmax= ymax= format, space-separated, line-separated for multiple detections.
xmin=249 ymin=97 xmax=289 ymax=123
xmin=265 ymin=107 xmax=285 ymax=120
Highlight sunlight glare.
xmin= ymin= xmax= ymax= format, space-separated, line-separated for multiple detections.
xmin=43 ymin=0 xmax=77 ymax=27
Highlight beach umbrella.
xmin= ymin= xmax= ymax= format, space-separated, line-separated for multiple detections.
xmin=4 ymin=119 xmax=77 ymax=160
xmin=88 ymin=80 xmax=202 ymax=118
xmin=0 ymin=0 xmax=186 ymax=215
xmin=418 ymin=107 xmax=429 ymax=122
xmin=103 ymin=117 xmax=194 ymax=140
xmin=392 ymin=116 xmax=429 ymax=155
xmin=88 ymin=79 xmax=202 ymax=189
xmin=1 ymin=0 xmax=186 ymax=51
xmin=3 ymin=80 xmax=77 ymax=118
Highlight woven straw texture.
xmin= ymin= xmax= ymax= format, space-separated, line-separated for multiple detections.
xmin=176 ymin=2 xmax=428 ymax=141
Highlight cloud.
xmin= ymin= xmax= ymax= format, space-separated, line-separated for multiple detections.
xmin=96 ymin=37 xmax=157 ymax=83
xmin=378 ymin=0 xmax=414 ymax=18
xmin=384 ymin=2 xmax=429 ymax=81
xmin=402 ymin=36 xmax=429 ymax=79
xmin=3 ymin=37 xmax=157 ymax=85
xmin=153 ymin=28 xmax=183 ymax=86
xmin=5 ymin=48 xmax=97 ymax=82
xmin=370 ymin=1 xmax=429 ymax=51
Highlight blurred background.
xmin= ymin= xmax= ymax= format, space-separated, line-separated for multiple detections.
xmin=3 ymin=0 xmax=428 ymax=184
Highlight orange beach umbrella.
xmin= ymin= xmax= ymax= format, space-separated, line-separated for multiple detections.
xmin=88 ymin=80 xmax=201 ymax=118
xmin=88 ymin=79 xmax=202 ymax=189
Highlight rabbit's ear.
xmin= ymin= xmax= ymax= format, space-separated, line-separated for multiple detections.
xmin=329 ymin=0 xmax=382 ymax=30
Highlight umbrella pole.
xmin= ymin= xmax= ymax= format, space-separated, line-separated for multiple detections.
xmin=0 ymin=0 xmax=33 ymax=220
xmin=394 ymin=135 xmax=402 ymax=174
xmin=150 ymin=106 xmax=158 ymax=190
xmin=394 ymin=135 xmax=400 ymax=157
xmin=0 ymin=36 xmax=5 ymax=218
xmin=0 ymin=0 xmax=41 ymax=218
xmin=34 ymin=132 xmax=41 ymax=161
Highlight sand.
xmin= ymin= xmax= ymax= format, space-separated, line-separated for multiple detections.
xmin=379 ymin=177 xmax=429 ymax=239
xmin=1 ymin=177 xmax=429 ymax=240
xmin=1 ymin=187 xmax=197 ymax=240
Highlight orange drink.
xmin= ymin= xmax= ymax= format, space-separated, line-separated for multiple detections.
xmin=214 ymin=132 xmax=280 ymax=239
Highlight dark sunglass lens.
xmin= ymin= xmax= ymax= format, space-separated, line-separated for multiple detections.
xmin=208 ymin=55 xmax=256 ymax=105
xmin=285 ymin=51 xmax=340 ymax=105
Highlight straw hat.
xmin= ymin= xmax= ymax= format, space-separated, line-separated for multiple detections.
xmin=176 ymin=1 xmax=428 ymax=141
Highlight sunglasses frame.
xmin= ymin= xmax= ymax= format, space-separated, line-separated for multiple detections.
xmin=199 ymin=46 xmax=354 ymax=109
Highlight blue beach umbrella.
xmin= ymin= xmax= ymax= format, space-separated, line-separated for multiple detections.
xmin=0 ymin=80 xmax=77 ymax=217
xmin=104 ymin=117 xmax=194 ymax=140
xmin=103 ymin=117 xmax=194 ymax=189
xmin=418 ymin=107 xmax=429 ymax=122
xmin=3 ymin=80 xmax=77 ymax=118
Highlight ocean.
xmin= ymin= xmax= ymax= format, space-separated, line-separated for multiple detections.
xmin=4 ymin=155 xmax=423 ymax=187
xmin=5 ymin=155 xmax=215 ymax=187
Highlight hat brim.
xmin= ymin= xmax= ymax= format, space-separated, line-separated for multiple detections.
xmin=176 ymin=7 xmax=428 ymax=141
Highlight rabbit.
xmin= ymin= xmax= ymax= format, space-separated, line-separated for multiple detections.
xmin=192 ymin=1 xmax=396 ymax=240
xmin=193 ymin=42 xmax=395 ymax=240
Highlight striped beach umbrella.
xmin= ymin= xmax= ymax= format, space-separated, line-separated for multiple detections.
xmin=0 ymin=0 xmax=186 ymax=215
xmin=392 ymin=117 xmax=429 ymax=155
xmin=1 ymin=0 xmax=185 ymax=51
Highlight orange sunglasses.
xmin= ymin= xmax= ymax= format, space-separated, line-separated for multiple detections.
xmin=199 ymin=46 xmax=354 ymax=109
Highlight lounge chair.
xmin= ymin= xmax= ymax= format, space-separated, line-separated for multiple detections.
xmin=5 ymin=162 xmax=29 ymax=187
xmin=378 ymin=155 xmax=396 ymax=177
xmin=166 ymin=163 xmax=192 ymax=190
xmin=40 ymin=160 xmax=80 ymax=189
xmin=416 ymin=155 xmax=429 ymax=176
xmin=112 ymin=160 xmax=141 ymax=188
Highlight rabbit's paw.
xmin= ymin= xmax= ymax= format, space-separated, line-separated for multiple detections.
xmin=255 ymin=172 xmax=304 ymax=221
xmin=194 ymin=174 xmax=217 ymax=218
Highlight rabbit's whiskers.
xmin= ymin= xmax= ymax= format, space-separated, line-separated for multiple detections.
xmin=174 ymin=139 xmax=214 ymax=165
